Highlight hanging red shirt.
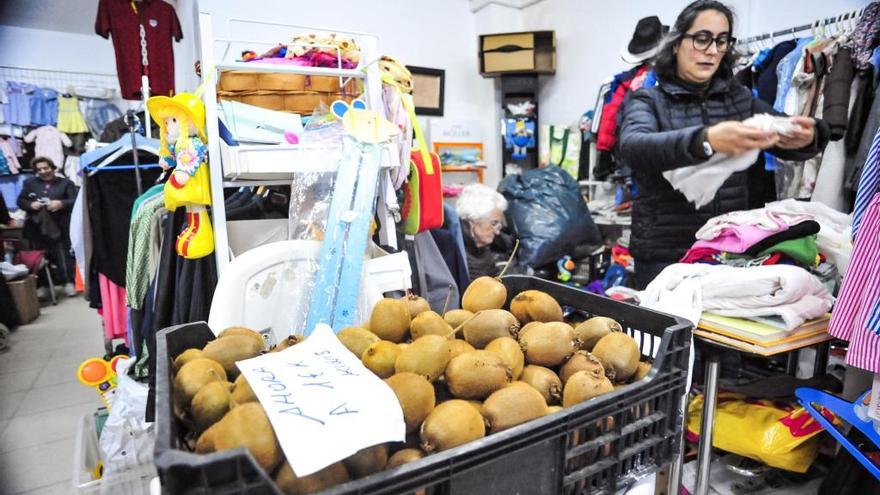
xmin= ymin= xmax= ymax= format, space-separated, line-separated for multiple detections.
xmin=95 ymin=0 xmax=183 ymax=100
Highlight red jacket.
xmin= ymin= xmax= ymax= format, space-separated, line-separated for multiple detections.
xmin=597 ymin=65 xmax=648 ymax=152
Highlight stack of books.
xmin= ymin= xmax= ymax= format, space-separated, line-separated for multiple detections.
xmin=695 ymin=313 xmax=832 ymax=356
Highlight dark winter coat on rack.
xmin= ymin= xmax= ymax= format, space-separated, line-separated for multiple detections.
xmin=618 ymin=75 xmax=830 ymax=264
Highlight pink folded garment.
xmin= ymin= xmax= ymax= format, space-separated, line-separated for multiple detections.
xmin=692 ymin=223 xmax=789 ymax=254
xmin=696 ymin=209 xmax=811 ymax=240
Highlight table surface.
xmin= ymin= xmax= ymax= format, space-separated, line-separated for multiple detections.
xmin=694 ymin=329 xmax=834 ymax=357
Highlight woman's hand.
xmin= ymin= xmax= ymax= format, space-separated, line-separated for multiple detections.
xmin=47 ymin=200 xmax=63 ymax=212
xmin=30 ymin=201 xmax=44 ymax=210
xmin=777 ymin=116 xmax=815 ymax=150
xmin=707 ymin=121 xmax=779 ymax=156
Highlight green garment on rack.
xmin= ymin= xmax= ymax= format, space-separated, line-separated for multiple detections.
xmin=757 ymin=234 xmax=819 ymax=266
xmin=130 ymin=183 xmax=165 ymax=221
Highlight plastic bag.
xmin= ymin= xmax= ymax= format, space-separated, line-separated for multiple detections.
xmin=288 ymin=172 xmax=335 ymax=241
xmin=686 ymin=392 xmax=836 ymax=473
xmin=499 ymin=166 xmax=601 ymax=268
xmin=98 ymin=357 xmax=154 ymax=475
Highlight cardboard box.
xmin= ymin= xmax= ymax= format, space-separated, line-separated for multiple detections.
xmin=8 ymin=275 xmax=39 ymax=324
xmin=480 ymin=31 xmax=556 ymax=76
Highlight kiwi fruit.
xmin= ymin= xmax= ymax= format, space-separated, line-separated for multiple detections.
xmin=218 ymin=326 xmax=265 ymax=349
xmin=519 ymin=322 xmax=575 ymax=367
xmin=271 ymin=334 xmax=305 ymax=352
xmin=362 ymin=341 xmax=402 ymax=378
xmin=592 ymin=332 xmax=641 ymax=382
xmin=464 ymin=400 xmax=486 ymax=417
xmin=402 ymin=293 xmax=431 ymax=319
xmin=397 ymin=343 xmax=410 ymax=352
xmin=344 ymin=443 xmax=389 ymax=478
xmin=462 ymin=309 xmax=520 ymax=349
xmin=633 ymin=361 xmax=652 ymax=381
xmin=213 ymin=402 xmax=282 ymax=472
xmin=559 ymin=351 xmax=605 ymax=385
xmin=449 ymin=339 xmax=476 ymax=359
xmin=410 ymin=311 xmax=453 ymax=340
xmin=173 ymin=358 xmax=227 ymax=410
xmin=174 ymin=348 xmax=204 ymax=370
xmin=519 ymin=321 xmax=543 ymax=337
xmin=385 ymin=448 xmax=425 ymax=470
xmin=482 ymin=382 xmax=548 ymax=433
xmin=445 ymin=350 xmax=511 ymax=399
xmin=201 ymin=335 xmax=264 ymax=378
xmin=547 ymin=405 xmax=564 ymax=414
xmin=485 ymin=337 xmax=525 ymax=380
xmin=444 ymin=309 xmax=474 ymax=329
xmin=370 ymin=298 xmax=412 ymax=343
xmin=337 ymin=327 xmax=380 ymax=358
xmin=563 ymin=370 xmax=614 ymax=408
xmin=461 ymin=276 xmax=507 ymax=312
xmin=510 ymin=290 xmax=563 ymax=323
xmin=191 ymin=380 xmax=233 ymax=431
xmin=195 ymin=423 xmax=217 ymax=453
xmin=231 ymin=373 xmax=257 ymax=406
xmin=395 ymin=335 xmax=451 ymax=381
xmin=420 ymin=399 xmax=486 ymax=453
xmin=275 ymin=460 xmax=350 ymax=495
xmin=520 ymin=365 xmax=562 ymax=405
xmin=385 ymin=372 xmax=436 ymax=433
xmin=573 ymin=317 xmax=622 ymax=351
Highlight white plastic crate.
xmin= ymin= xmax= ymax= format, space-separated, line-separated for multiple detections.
xmin=73 ymin=412 xmax=156 ymax=495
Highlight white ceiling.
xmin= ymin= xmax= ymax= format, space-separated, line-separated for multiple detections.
xmin=0 ymin=0 xmax=178 ymax=35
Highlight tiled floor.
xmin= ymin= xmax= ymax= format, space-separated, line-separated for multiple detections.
xmin=1 ymin=295 xmax=106 ymax=494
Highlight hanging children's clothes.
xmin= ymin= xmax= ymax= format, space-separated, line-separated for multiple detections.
xmin=24 ymin=126 xmax=71 ymax=168
xmin=0 ymin=139 xmax=21 ymax=175
xmin=56 ymin=96 xmax=89 ymax=133
xmin=64 ymin=156 xmax=81 ymax=187
xmin=84 ymin=99 xmax=123 ymax=137
xmin=3 ymin=81 xmax=36 ymax=126
xmin=29 ymin=88 xmax=59 ymax=126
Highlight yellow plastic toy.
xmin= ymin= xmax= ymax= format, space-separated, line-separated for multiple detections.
xmin=146 ymin=92 xmax=214 ymax=259
xmin=78 ymin=355 xmax=125 ymax=411
xmin=330 ymin=98 xmax=400 ymax=144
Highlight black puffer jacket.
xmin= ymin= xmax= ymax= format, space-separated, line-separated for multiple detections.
xmin=618 ymin=76 xmax=830 ymax=263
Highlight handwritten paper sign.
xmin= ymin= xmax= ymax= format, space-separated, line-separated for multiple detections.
xmin=237 ymin=324 xmax=406 ymax=476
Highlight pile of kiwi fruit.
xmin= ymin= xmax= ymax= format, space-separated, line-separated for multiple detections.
xmin=170 ymin=276 xmax=652 ymax=494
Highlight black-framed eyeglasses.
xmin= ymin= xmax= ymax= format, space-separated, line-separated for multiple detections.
xmin=682 ymin=31 xmax=736 ymax=52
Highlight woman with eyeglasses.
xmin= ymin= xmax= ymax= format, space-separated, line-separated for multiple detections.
xmin=618 ymin=0 xmax=830 ymax=289
xmin=456 ymin=183 xmax=514 ymax=282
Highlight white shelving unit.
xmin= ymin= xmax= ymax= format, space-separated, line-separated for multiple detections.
xmin=196 ymin=13 xmax=399 ymax=276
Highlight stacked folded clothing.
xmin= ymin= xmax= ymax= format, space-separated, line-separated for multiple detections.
xmin=679 ymin=199 xmax=853 ymax=293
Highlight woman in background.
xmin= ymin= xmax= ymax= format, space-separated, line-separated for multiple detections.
xmin=17 ymin=156 xmax=78 ymax=298
xmin=456 ymin=184 xmax=514 ymax=281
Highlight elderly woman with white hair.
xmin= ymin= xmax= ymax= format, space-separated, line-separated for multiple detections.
xmin=455 ymin=183 xmax=514 ymax=281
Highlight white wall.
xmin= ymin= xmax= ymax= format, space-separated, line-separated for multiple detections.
xmin=0 ymin=25 xmax=117 ymax=74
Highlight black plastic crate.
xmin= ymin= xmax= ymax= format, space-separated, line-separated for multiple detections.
xmin=155 ymin=275 xmax=691 ymax=494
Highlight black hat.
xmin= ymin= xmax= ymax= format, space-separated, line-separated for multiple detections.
xmin=621 ymin=16 xmax=669 ymax=64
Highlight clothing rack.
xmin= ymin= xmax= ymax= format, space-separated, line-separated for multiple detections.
xmin=741 ymin=8 xmax=865 ymax=45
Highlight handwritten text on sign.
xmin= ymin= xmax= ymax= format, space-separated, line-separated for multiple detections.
xmin=237 ymin=324 xmax=406 ymax=476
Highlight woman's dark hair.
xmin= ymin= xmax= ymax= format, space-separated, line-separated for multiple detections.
xmin=652 ymin=0 xmax=738 ymax=83
xmin=31 ymin=156 xmax=56 ymax=170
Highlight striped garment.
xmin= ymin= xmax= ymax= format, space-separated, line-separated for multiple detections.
xmin=852 ymin=126 xmax=880 ymax=239
xmin=828 ymin=191 xmax=880 ymax=372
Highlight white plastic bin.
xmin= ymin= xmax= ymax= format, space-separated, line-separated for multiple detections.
xmin=73 ymin=412 xmax=156 ymax=495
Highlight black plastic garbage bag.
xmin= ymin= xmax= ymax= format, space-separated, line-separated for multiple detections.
xmin=499 ymin=166 xmax=601 ymax=269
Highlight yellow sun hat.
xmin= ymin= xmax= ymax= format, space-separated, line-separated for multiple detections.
xmin=147 ymin=92 xmax=207 ymax=142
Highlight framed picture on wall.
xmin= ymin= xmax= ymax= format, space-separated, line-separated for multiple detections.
xmin=407 ymin=66 xmax=445 ymax=116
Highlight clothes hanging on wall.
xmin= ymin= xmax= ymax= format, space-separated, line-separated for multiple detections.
xmin=56 ymin=96 xmax=89 ymax=134
xmin=28 ymin=88 xmax=58 ymax=127
xmin=24 ymin=126 xmax=71 ymax=168
xmin=3 ymin=82 xmax=36 ymax=126
xmin=95 ymin=0 xmax=183 ymax=99
xmin=0 ymin=138 xmax=21 ymax=176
